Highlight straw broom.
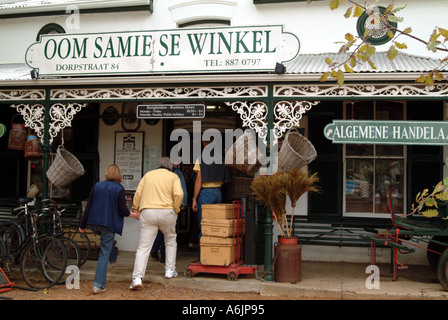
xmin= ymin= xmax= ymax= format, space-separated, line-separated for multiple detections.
xmin=251 ymin=173 xmax=287 ymax=237
xmin=284 ymin=169 xmax=320 ymax=236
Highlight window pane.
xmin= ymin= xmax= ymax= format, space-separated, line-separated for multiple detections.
xmin=375 ymin=159 xmax=404 ymax=214
xmin=346 ymin=159 xmax=374 ymax=213
xmin=376 ymin=101 xmax=404 ymax=156
xmin=346 ymin=102 xmax=374 ymax=156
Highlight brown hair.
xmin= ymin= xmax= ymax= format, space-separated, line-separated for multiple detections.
xmin=105 ymin=164 xmax=122 ymax=183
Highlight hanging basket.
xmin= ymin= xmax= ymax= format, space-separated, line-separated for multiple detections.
xmin=278 ymin=130 xmax=317 ymax=170
xmin=47 ymin=145 xmax=85 ymax=189
xmin=225 ymin=131 xmax=263 ymax=176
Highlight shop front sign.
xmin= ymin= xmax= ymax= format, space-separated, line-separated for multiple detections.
xmin=324 ymin=120 xmax=448 ymax=145
xmin=25 ymin=25 xmax=299 ymax=76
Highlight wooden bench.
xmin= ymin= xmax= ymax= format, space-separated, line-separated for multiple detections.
xmin=291 ymin=216 xmax=392 ymax=248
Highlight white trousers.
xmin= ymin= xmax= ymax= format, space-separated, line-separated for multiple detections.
xmin=132 ymin=208 xmax=177 ymax=279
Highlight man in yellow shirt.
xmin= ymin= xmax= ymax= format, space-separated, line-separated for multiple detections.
xmin=130 ymin=157 xmax=184 ymax=289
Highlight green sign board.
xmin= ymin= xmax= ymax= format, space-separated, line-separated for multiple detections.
xmin=324 ymin=120 xmax=448 ymax=145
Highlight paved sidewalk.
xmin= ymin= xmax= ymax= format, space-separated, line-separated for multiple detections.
xmin=78 ymin=247 xmax=448 ymax=300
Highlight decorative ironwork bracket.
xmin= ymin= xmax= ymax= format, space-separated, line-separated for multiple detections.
xmin=11 ymin=103 xmax=88 ymax=145
xmin=226 ymin=100 xmax=320 ymax=145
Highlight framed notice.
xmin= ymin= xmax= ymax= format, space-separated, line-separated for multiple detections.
xmin=114 ymin=131 xmax=144 ymax=191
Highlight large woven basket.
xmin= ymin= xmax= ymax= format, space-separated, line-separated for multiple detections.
xmin=47 ymin=145 xmax=85 ymax=189
xmin=278 ymin=130 xmax=317 ymax=170
xmin=225 ymin=131 xmax=262 ymax=176
xmin=226 ymin=177 xmax=254 ymax=199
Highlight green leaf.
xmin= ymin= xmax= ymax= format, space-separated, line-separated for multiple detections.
xmin=325 ymin=57 xmax=333 ymax=65
xmin=391 ymin=5 xmax=407 ymax=13
xmin=387 ymin=45 xmax=398 ymax=60
xmin=353 ymin=6 xmax=364 ymax=17
xmin=344 ymin=63 xmax=354 ymax=73
xmin=367 ymin=60 xmax=376 ymax=69
xmin=427 ymin=41 xmax=441 ymax=53
xmin=416 ymin=74 xmax=427 ymax=83
xmin=403 ymin=27 xmax=412 ymax=34
xmin=344 ymin=6 xmax=353 ymax=18
xmin=426 ymin=74 xmax=434 ymax=87
xmin=329 ymin=0 xmax=340 ymax=10
xmin=425 ymin=197 xmax=438 ymax=207
xmin=336 ymin=70 xmax=345 ymax=87
xmin=395 ymin=42 xmax=408 ymax=50
xmin=387 ymin=15 xmax=403 ymax=23
xmin=345 ymin=33 xmax=355 ymax=42
xmin=320 ymin=72 xmax=330 ymax=82
xmin=435 ymin=71 xmax=444 ymax=81
xmin=421 ymin=209 xmax=439 ymax=218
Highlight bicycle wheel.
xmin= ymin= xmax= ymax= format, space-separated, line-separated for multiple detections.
xmin=56 ymin=236 xmax=81 ymax=285
xmin=64 ymin=225 xmax=91 ymax=267
xmin=20 ymin=236 xmax=67 ymax=290
xmin=0 ymin=222 xmax=25 ymax=263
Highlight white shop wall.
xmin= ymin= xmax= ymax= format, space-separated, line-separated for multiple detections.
xmin=98 ymin=102 xmax=163 ymax=251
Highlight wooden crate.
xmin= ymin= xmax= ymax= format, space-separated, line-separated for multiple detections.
xmin=201 ymin=203 xmax=237 ymax=219
xmin=200 ymin=236 xmax=242 ymax=266
xmin=201 ymin=218 xmax=245 ymax=238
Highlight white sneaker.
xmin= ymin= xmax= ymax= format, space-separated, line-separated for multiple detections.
xmin=165 ymin=269 xmax=178 ymax=279
xmin=129 ymin=277 xmax=142 ymax=290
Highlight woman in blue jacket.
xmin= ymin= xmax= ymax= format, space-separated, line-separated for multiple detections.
xmin=79 ymin=164 xmax=139 ymax=294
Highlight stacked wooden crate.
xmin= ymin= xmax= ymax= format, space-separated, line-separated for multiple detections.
xmin=200 ymin=203 xmax=245 ymax=266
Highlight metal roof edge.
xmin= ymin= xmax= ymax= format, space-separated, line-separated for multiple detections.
xmin=0 ymin=72 xmax=441 ymax=87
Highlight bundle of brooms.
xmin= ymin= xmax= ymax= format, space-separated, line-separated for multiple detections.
xmin=251 ymin=169 xmax=320 ymax=237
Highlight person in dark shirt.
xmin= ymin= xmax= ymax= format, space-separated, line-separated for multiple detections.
xmin=191 ymin=138 xmax=230 ymax=259
xmin=79 ymin=164 xmax=139 ymax=294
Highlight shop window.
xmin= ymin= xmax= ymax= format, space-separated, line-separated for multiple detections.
xmin=344 ymin=101 xmax=405 ymax=217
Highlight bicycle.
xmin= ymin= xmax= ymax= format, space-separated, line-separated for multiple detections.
xmin=0 ymin=198 xmax=67 ymax=290
xmin=39 ymin=200 xmax=82 ymax=285
xmin=41 ymin=200 xmax=91 ymax=266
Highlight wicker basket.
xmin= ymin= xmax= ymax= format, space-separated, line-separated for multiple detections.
xmin=278 ymin=130 xmax=317 ymax=170
xmin=47 ymin=145 xmax=85 ymax=189
xmin=225 ymin=131 xmax=262 ymax=176
xmin=226 ymin=177 xmax=253 ymax=199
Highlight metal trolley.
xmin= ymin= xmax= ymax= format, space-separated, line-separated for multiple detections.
xmin=362 ymin=188 xmax=448 ymax=291
xmin=184 ymin=200 xmax=258 ymax=281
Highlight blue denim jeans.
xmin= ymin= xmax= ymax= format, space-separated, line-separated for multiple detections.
xmin=89 ymin=225 xmax=116 ymax=289
xmin=197 ymin=188 xmax=222 ymax=258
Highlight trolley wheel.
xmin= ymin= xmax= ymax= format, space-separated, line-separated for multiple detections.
xmin=227 ymin=271 xmax=238 ymax=281
xmin=427 ymin=236 xmax=448 ymax=270
xmin=437 ymin=247 xmax=448 ymax=291
xmin=184 ymin=268 xmax=194 ymax=278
